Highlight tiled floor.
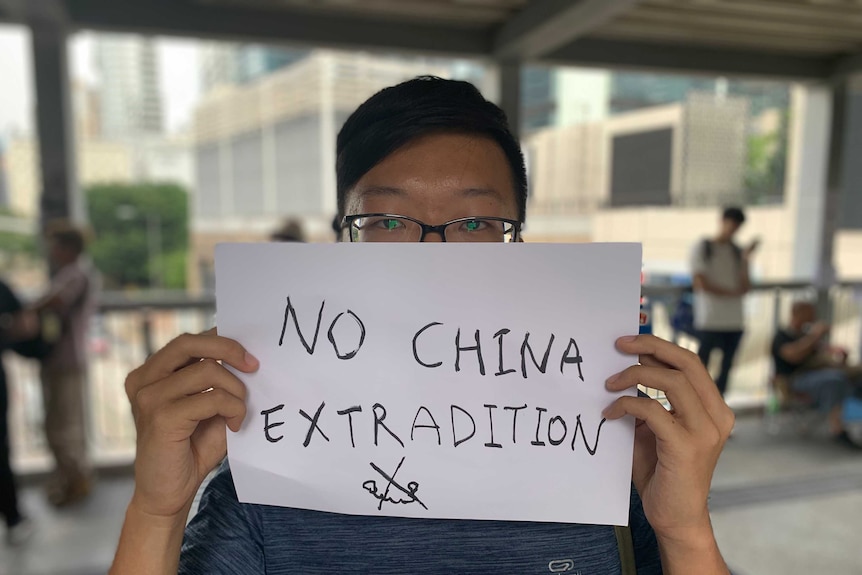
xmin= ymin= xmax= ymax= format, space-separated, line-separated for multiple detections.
xmin=710 ymin=415 xmax=862 ymax=575
xmin=0 ymin=477 xmax=132 ymax=575
xmin=2 ymin=414 xmax=861 ymax=575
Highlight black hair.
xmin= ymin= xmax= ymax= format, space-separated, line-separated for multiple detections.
xmin=331 ymin=213 xmax=343 ymax=242
xmin=722 ymin=206 xmax=746 ymax=225
xmin=47 ymin=220 xmax=86 ymax=255
xmin=336 ymin=76 xmax=527 ymax=222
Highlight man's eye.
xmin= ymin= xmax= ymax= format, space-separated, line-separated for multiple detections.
xmin=377 ymin=219 xmax=402 ymax=231
xmin=462 ymin=220 xmax=485 ymax=232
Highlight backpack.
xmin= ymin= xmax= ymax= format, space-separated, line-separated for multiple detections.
xmin=11 ymin=268 xmax=92 ymax=361
xmin=700 ymin=238 xmax=742 ymax=265
xmin=670 ymin=287 xmax=698 ymax=338
xmin=10 ymin=310 xmax=62 ymax=360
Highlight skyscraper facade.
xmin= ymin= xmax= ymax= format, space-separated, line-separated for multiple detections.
xmin=520 ymin=66 xmax=610 ymax=134
xmin=94 ymin=35 xmax=164 ymax=139
xmin=610 ymin=72 xmax=789 ymax=117
xmin=200 ymin=43 xmax=309 ymax=93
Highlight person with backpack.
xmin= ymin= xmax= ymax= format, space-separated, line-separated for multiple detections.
xmin=690 ymin=207 xmax=758 ymax=397
xmin=31 ymin=221 xmax=100 ymax=507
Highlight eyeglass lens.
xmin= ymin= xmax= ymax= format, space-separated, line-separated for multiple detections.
xmin=351 ymin=216 xmax=514 ymax=242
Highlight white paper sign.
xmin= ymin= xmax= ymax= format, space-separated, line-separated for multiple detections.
xmin=216 ymin=242 xmax=641 ymax=526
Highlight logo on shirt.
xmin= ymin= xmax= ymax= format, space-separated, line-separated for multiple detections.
xmin=548 ymin=559 xmax=580 ymax=573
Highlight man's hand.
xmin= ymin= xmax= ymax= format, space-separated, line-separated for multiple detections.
xmin=603 ymin=335 xmax=732 ymax=574
xmin=1 ymin=309 xmax=39 ymax=341
xmin=809 ymin=321 xmax=830 ymax=340
xmin=111 ymin=330 xmax=260 ymax=575
xmin=125 ymin=329 xmax=259 ymax=518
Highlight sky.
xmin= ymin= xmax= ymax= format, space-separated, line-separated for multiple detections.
xmin=0 ymin=25 xmax=202 ymax=138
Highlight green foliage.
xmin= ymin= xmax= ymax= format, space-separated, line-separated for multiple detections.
xmin=745 ymin=111 xmax=789 ymax=204
xmin=159 ymin=249 xmax=188 ymax=290
xmin=0 ymin=207 xmax=39 ymax=262
xmin=0 ymin=230 xmax=38 ymax=258
xmin=86 ymin=183 xmax=188 ymax=289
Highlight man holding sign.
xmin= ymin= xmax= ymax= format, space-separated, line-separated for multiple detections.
xmin=111 ymin=77 xmax=733 ymax=574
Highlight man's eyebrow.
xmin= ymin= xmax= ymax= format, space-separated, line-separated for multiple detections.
xmin=357 ymin=186 xmax=407 ymax=199
xmin=458 ymin=187 xmax=503 ymax=200
xmin=357 ymin=187 xmax=503 ymax=200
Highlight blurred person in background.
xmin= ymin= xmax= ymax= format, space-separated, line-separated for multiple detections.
xmin=269 ymin=218 xmax=306 ymax=243
xmin=772 ymin=301 xmax=861 ymax=445
xmin=31 ymin=221 xmax=101 ymax=507
xmin=0 ymin=278 xmax=37 ymax=544
xmin=690 ymin=206 xmax=757 ymax=397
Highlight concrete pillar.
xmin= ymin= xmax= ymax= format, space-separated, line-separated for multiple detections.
xmin=27 ymin=0 xmax=81 ymax=229
xmin=319 ymin=54 xmax=337 ymax=216
xmin=261 ymin=81 xmax=278 ymax=214
xmin=838 ymin=75 xmax=862 ymax=231
xmin=497 ymin=61 xmax=522 ymax=141
xmin=819 ymin=80 xmax=848 ymax=292
xmin=785 ymin=80 xmax=850 ymax=323
xmin=785 ymin=84 xmax=832 ymax=282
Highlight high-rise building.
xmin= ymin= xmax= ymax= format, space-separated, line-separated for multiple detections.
xmin=236 ymin=45 xmax=308 ymax=84
xmin=610 ymin=72 xmax=789 ymax=117
xmin=200 ymin=44 xmax=239 ymax=93
xmin=521 ymin=67 xmax=556 ymax=132
xmin=525 ymin=92 xmax=749 ymax=219
xmin=200 ymin=43 xmax=309 ymax=93
xmin=94 ymin=35 xmax=164 ymax=139
xmin=189 ymin=52 xmax=451 ymax=290
xmin=520 ymin=66 xmax=610 ymax=134
xmin=3 ymin=137 xmax=135 ymax=218
xmin=71 ymin=79 xmax=101 ymax=140
xmin=521 ymin=68 xmax=787 ymax=133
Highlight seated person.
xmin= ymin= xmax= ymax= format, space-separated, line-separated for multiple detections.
xmin=771 ymin=301 xmax=858 ymax=440
xmin=110 ymin=77 xmax=734 ymax=575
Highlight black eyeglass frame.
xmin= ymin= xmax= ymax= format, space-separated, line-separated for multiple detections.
xmin=340 ymin=213 xmax=523 ymax=243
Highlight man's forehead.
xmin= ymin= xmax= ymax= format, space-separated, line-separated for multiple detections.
xmin=341 ymin=131 xmax=521 ymax=218
xmin=356 ymin=186 xmax=505 ymax=201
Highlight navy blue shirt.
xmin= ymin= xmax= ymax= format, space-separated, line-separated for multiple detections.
xmin=180 ymin=462 xmax=662 ymax=574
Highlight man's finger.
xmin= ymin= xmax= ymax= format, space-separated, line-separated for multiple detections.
xmin=607 ymin=366 xmax=709 ymax=431
xmin=616 ymin=335 xmax=725 ymax=416
xmin=602 ymin=396 xmax=684 ymax=443
xmin=163 ymin=388 xmax=248 ymax=434
xmin=637 ymin=354 xmax=673 ymax=370
xmin=134 ymin=359 xmax=248 ymax=411
xmin=131 ymin=332 xmax=258 ymax=395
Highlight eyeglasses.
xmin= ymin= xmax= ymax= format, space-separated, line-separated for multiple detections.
xmin=341 ymin=213 xmax=522 ymax=243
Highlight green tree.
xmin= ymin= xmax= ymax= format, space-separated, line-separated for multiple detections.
xmin=745 ymin=111 xmax=789 ymax=204
xmin=0 ymin=207 xmax=39 ymax=265
xmin=0 ymin=229 xmax=38 ymax=259
xmin=86 ymin=183 xmax=188 ymax=289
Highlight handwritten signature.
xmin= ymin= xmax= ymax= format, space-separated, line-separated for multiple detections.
xmin=363 ymin=456 xmax=428 ymax=511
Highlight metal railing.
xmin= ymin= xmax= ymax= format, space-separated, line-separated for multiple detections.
xmin=6 ymin=292 xmax=216 ymax=473
xmin=643 ymin=281 xmax=862 ymax=408
xmin=5 ymin=282 xmax=861 ymax=472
